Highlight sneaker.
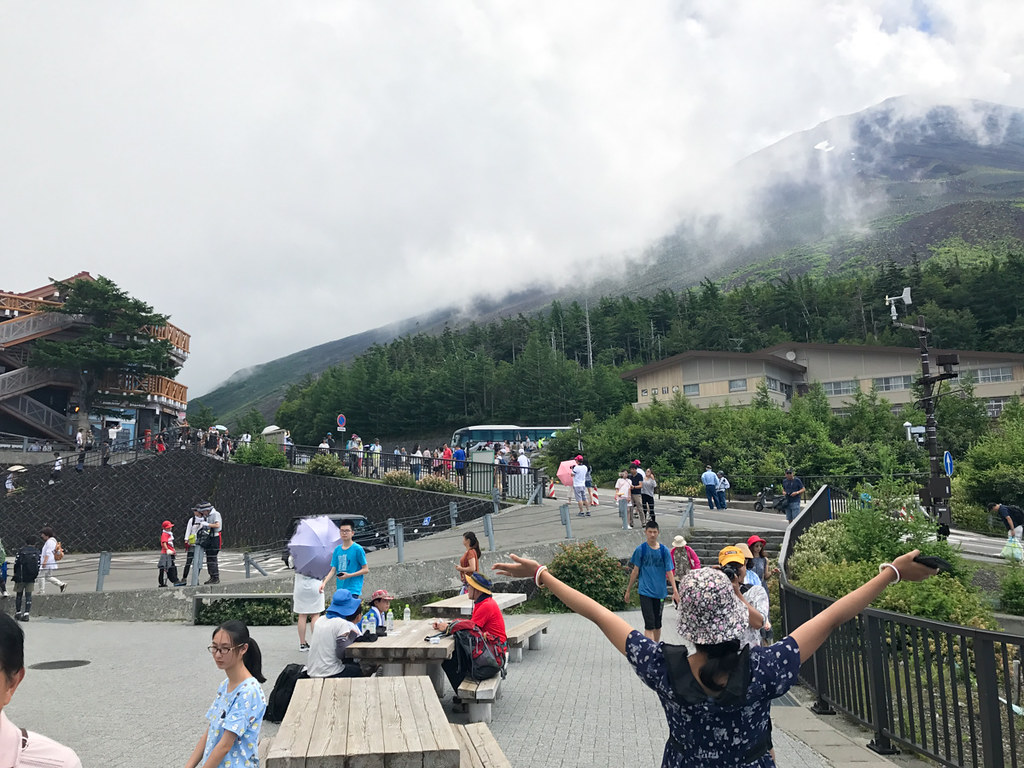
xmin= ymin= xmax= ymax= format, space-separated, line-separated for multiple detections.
xmin=299 ymin=643 xmax=310 ymax=651
xmin=158 ymin=583 xmax=168 ymax=588
xmin=585 ymin=512 xmax=591 ymax=516
xmin=19 ymin=615 xmax=28 ymax=622
xmin=13 ymin=612 xmax=21 ymax=621
xmin=173 ymin=582 xmax=186 ymax=587
xmin=59 ymin=583 xmax=67 ymax=593
xmin=577 ymin=512 xmax=585 ymax=517
xmin=204 ymin=578 xmax=220 ymax=585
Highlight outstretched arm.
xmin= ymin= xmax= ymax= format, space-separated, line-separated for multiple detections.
xmin=789 ymin=550 xmax=937 ymax=663
xmin=494 ymin=555 xmax=634 ymax=656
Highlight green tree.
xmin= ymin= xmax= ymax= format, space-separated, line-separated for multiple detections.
xmin=29 ymin=275 xmax=179 ymax=431
xmin=235 ymin=408 xmax=267 ymax=437
xmin=190 ymin=402 xmax=216 ymax=430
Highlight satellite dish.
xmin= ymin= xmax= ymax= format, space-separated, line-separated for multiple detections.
xmin=785 ymin=351 xmax=797 ymax=361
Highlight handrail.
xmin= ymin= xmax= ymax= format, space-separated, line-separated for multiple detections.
xmin=141 ymin=323 xmax=191 ymax=355
xmin=97 ymin=372 xmax=188 ymax=407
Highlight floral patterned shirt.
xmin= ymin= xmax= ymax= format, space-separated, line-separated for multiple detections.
xmin=625 ymin=631 xmax=801 ymax=767
xmin=203 ymin=676 xmax=267 ymax=767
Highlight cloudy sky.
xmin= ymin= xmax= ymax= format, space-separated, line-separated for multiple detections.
xmin=2 ymin=1 xmax=1023 ymax=396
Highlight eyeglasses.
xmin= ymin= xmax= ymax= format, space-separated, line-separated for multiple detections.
xmin=208 ymin=645 xmax=241 ymax=656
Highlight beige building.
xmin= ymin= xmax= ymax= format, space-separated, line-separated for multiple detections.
xmin=622 ymin=343 xmax=1024 ymax=417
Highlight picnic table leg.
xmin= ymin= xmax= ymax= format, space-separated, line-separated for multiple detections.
xmin=379 ymin=662 xmax=403 ymax=677
xmin=508 ymin=645 xmax=524 ymax=663
xmin=528 ymin=632 xmax=544 ymax=651
xmin=427 ymin=663 xmax=445 ymax=697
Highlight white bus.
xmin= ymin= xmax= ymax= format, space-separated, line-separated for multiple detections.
xmin=450 ymin=424 xmax=571 ymax=449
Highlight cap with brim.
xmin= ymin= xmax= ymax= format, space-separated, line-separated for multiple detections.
xmin=671 ymin=535 xmax=687 ymax=548
xmin=464 ymin=573 xmax=493 ymax=595
xmin=785 ymin=468 xmax=794 ymax=474
xmin=326 ymin=589 xmax=362 ymax=618
xmin=677 ymin=568 xmax=748 ymax=645
xmin=747 ymin=535 xmax=767 ymax=549
xmin=718 ymin=546 xmax=745 ymax=566
xmin=734 ymin=542 xmax=754 ymax=559
xmin=574 ymin=455 xmax=583 ymax=461
xmin=370 ymin=589 xmax=395 ymax=602
xmin=632 ymin=460 xmax=642 ymax=465
xmin=162 ymin=520 xmax=174 ymax=529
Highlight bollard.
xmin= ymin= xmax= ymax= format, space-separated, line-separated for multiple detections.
xmin=449 ymin=502 xmax=458 ymax=529
xmin=491 ymin=488 xmax=501 ymax=515
xmin=686 ymin=498 xmax=695 ymax=528
xmin=618 ymin=499 xmax=629 ymax=529
xmin=396 ymin=523 xmax=405 ymax=564
xmin=244 ymin=552 xmax=251 ymax=579
xmin=559 ymin=504 xmax=572 ymax=539
xmin=388 ymin=517 xmax=397 ymax=549
xmin=190 ymin=547 xmax=205 ymax=587
xmin=95 ymin=551 xmax=112 ymax=592
xmin=483 ymin=513 xmax=495 ymax=551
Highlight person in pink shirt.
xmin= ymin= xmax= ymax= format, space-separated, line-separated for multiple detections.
xmin=0 ymin=612 xmax=82 ymax=766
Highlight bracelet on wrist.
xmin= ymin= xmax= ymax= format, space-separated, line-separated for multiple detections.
xmin=878 ymin=562 xmax=901 ymax=583
xmin=534 ymin=565 xmax=548 ymax=588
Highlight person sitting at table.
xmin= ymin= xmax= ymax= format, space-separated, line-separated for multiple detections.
xmin=306 ymin=589 xmax=365 ymax=678
xmin=431 ymin=573 xmax=507 ymax=705
xmin=360 ymin=589 xmax=395 ymax=634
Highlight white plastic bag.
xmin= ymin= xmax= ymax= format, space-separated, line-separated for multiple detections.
xmin=1001 ymin=535 xmax=1023 ymax=562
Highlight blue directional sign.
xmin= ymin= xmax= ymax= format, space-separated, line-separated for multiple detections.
xmin=337 ymin=413 xmax=346 ymax=428
xmin=943 ymin=450 xmax=954 ymax=477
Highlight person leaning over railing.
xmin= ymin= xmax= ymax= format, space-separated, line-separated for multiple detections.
xmin=494 ymin=550 xmax=939 ymax=768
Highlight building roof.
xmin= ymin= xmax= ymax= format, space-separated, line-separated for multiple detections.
xmin=759 ymin=341 xmax=1024 ymax=363
xmin=620 ymin=349 xmax=807 ymax=380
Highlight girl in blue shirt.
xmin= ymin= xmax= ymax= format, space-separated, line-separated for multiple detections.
xmin=184 ymin=620 xmax=267 ymax=768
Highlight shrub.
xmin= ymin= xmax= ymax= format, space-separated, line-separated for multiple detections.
xmin=195 ymin=597 xmax=294 ymax=626
xmin=657 ymin=478 xmax=702 ymax=497
xmin=545 ymin=540 xmax=628 ymax=612
xmin=232 ymin=440 xmax=288 ymax=469
xmin=306 ymin=454 xmax=351 ymax=478
xmin=416 ymin=475 xmax=457 ymax=494
xmin=382 ymin=470 xmax=416 ymax=488
xmin=1000 ymin=565 xmax=1024 ymax=616
xmin=786 ymin=519 xmax=846 ymax=579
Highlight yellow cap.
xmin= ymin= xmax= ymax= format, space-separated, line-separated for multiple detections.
xmin=718 ymin=546 xmax=745 ymax=566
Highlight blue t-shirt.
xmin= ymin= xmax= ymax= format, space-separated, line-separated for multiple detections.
xmin=453 ymin=448 xmax=466 ymax=469
xmin=330 ymin=542 xmax=367 ymax=596
xmin=630 ymin=542 xmax=674 ymax=599
xmin=626 ymin=632 xmax=801 ymax=767
xmin=782 ymin=476 xmax=804 ymax=498
xmin=203 ymin=676 xmax=267 ymax=767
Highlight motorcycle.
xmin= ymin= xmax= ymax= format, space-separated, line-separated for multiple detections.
xmin=753 ymin=485 xmax=778 ymax=512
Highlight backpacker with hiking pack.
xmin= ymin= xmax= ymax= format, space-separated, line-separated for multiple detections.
xmin=14 ymin=545 xmax=41 ymax=584
xmin=449 ymin=619 xmax=508 ymax=681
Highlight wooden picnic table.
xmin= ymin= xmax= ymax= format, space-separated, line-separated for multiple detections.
xmin=267 ymin=676 xmax=460 ymax=768
xmin=346 ymin=619 xmax=454 ymax=696
xmin=422 ymin=592 xmax=527 ymax=619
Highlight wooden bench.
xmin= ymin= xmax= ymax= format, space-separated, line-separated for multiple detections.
xmin=456 ymin=675 xmax=503 ymax=724
xmin=505 ymin=617 xmax=550 ymax=662
xmin=191 ymin=592 xmax=290 ymax=623
xmin=452 ymin=723 xmax=512 ymax=768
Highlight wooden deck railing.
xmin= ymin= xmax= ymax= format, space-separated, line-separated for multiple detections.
xmin=98 ymin=372 xmax=188 ymax=408
xmin=141 ymin=323 xmax=191 ymax=355
xmin=0 ymin=291 xmax=61 ymax=314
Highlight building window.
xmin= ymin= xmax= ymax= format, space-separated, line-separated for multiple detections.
xmin=671 ymin=385 xmax=680 ymax=393
xmin=662 ymin=386 xmax=669 ymax=394
xmin=641 ymin=389 xmax=648 ymax=397
xmin=780 ymin=382 xmax=793 ymax=399
xmin=683 ymin=383 xmax=699 ymax=397
xmin=872 ymin=375 xmax=914 ymax=392
xmin=822 ymin=380 xmax=857 ymax=397
xmin=765 ymin=377 xmax=780 ymax=392
xmin=728 ymin=378 xmax=747 ymax=393
xmin=972 ymin=366 xmax=1014 ymax=384
xmin=986 ymin=397 xmax=1010 ymax=417
xmin=832 ymin=408 xmax=851 ymax=418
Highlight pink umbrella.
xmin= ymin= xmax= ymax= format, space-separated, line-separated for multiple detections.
xmin=556 ymin=459 xmax=576 ymax=487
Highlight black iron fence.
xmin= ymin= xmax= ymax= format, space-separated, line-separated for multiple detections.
xmin=779 ymin=486 xmax=1024 ymax=767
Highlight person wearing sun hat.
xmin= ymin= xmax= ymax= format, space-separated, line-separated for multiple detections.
xmin=732 ymin=542 xmax=763 ymax=587
xmin=494 ymin=548 xmax=940 ymax=767
xmin=361 ymin=589 xmax=395 ymax=634
xmin=433 ymin=573 xmax=507 ymax=702
xmin=669 ymin=535 xmax=700 ymax=589
xmin=306 ymin=589 xmax=364 ymax=678
xmin=570 ymin=455 xmax=589 ymax=516
xmin=718 ymin=546 xmax=769 ymax=650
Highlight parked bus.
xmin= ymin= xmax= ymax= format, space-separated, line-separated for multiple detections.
xmin=450 ymin=424 xmax=571 ymax=449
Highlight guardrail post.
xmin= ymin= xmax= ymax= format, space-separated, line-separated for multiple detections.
xmin=559 ymin=504 xmax=572 ymax=539
xmin=974 ymin=637 xmax=1006 ymax=768
xmin=491 ymin=488 xmax=501 ymax=515
xmin=483 ymin=513 xmax=495 ymax=551
xmin=388 ymin=517 xmax=396 ymax=549
xmin=864 ymin=615 xmax=897 ymax=754
xmin=449 ymin=502 xmax=458 ymax=529
xmin=95 ymin=551 xmax=111 ymax=592
xmin=686 ymin=498 xmax=694 ymax=528
xmin=244 ymin=552 xmax=251 ymax=579
xmin=618 ymin=498 xmax=629 ymax=529
xmin=395 ymin=524 xmax=405 ymax=564
xmin=190 ymin=547 xmax=205 ymax=587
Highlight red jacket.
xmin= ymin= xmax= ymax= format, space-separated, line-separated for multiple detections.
xmin=470 ymin=595 xmax=507 ymax=642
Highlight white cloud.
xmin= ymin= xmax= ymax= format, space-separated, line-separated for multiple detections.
xmin=1 ymin=1 xmax=1023 ymax=395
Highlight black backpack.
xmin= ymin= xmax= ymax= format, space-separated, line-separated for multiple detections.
xmin=265 ymin=663 xmax=309 ymax=723
xmin=14 ymin=546 xmax=40 ymax=584
xmin=450 ymin=620 xmax=507 ymax=681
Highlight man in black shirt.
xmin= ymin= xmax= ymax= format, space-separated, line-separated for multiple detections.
xmin=989 ymin=503 xmax=1024 ymax=540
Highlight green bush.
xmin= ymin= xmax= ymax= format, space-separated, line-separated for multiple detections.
xmin=416 ymin=475 xmax=457 ymax=494
xmin=657 ymin=478 xmax=702 ymax=497
xmin=545 ymin=540 xmax=628 ymax=612
xmin=382 ymin=470 xmax=416 ymax=488
xmin=786 ymin=519 xmax=847 ymax=579
xmin=195 ymin=597 xmax=294 ymax=626
xmin=306 ymin=454 xmax=351 ymax=478
xmin=232 ymin=439 xmax=288 ymax=468
xmin=1000 ymin=565 xmax=1024 ymax=616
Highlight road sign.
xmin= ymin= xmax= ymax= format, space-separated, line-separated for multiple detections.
xmin=337 ymin=413 xmax=346 ymax=428
xmin=943 ymin=450 xmax=954 ymax=477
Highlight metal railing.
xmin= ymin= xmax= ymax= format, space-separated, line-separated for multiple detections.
xmin=779 ymin=486 xmax=1024 ymax=767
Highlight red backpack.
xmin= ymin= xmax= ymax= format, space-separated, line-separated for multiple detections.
xmin=449 ymin=620 xmax=508 ymax=680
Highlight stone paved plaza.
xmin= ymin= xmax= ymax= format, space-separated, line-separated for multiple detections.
xmin=11 ymin=607 xmax=847 ymax=767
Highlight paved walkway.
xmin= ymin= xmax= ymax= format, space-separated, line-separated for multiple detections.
xmin=11 ymin=608 xmax=928 ymax=767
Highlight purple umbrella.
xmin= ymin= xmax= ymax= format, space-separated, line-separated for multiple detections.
xmin=288 ymin=516 xmax=342 ymax=579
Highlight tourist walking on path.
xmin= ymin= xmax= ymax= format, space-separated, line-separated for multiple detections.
xmin=641 ymin=469 xmax=658 ymax=523
xmin=571 ymin=455 xmax=590 ymax=516
xmin=197 ymin=503 xmax=223 ymax=585
xmin=320 ymin=519 xmax=369 ymax=598
xmin=716 ymin=471 xmax=730 ymax=510
xmin=629 ymin=465 xmax=645 ymax=526
xmin=455 ymin=532 xmax=482 ymax=593
xmin=494 ymin=549 xmax=939 ymax=768
xmin=746 ymin=535 xmax=769 ymax=583
xmin=181 ymin=506 xmax=205 ymax=583
xmin=989 ymin=502 xmax=1024 ymax=540
xmin=184 ymin=620 xmax=266 ymax=768
xmin=669 ymin=535 xmax=700 ymax=590
xmin=13 ymin=536 xmax=40 ymax=622
xmin=625 ymin=521 xmax=679 ymax=642
xmin=0 ymin=613 xmax=82 ymax=765
xmin=292 ymin=569 xmax=324 ymax=652
xmin=781 ymin=469 xmax=805 ymax=522
xmin=700 ymin=465 xmax=718 ymax=509
xmin=49 ymin=453 xmax=62 ymax=484
xmin=37 ymin=527 xmax=66 ymax=594
xmin=615 ymin=470 xmax=632 ymax=527
xmin=158 ymin=521 xmax=181 ymax=587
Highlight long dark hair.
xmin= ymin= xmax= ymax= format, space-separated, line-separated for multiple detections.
xmin=214 ymin=620 xmax=266 ymax=683
xmin=463 ymin=531 xmax=482 ymax=560
xmin=694 ymin=639 xmax=742 ymax=693
xmin=0 ymin=613 xmax=25 ymax=683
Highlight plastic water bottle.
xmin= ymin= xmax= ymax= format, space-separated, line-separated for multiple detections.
xmin=366 ymin=610 xmax=377 ymax=635
xmin=403 ymin=604 xmax=411 ymax=623
xmin=386 ymin=608 xmax=395 ymax=632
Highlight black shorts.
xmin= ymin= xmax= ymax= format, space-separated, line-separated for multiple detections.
xmin=639 ymin=595 xmax=664 ymax=630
